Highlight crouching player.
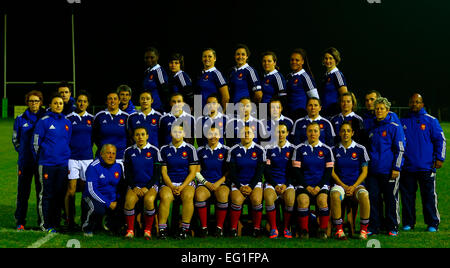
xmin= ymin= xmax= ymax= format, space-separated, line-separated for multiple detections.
xmin=292 ymin=122 xmax=334 ymax=239
xmin=81 ymin=144 xmax=124 ymax=237
xmin=123 ymin=127 xmax=161 ymax=239
xmin=227 ymin=126 xmax=266 ymax=237
xmin=195 ymin=126 xmax=230 ymax=237
xmin=330 ymin=122 xmax=370 ymax=240
xmin=264 ymin=123 xmax=296 ymax=239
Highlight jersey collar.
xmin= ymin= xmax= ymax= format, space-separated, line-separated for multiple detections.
xmin=326 ymin=67 xmax=339 ymax=75
xmin=206 ymin=142 xmax=224 ymax=152
xmin=305 ymin=115 xmax=323 ymax=122
xmin=305 ymin=140 xmax=323 ymax=149
xmin=169 ymin=141 xmax=188 ymax=152
xmin=147 ymin=64 xmax=161 ymax=72
xmin=239 ymin=141 xmax=256 ymax=153
xmin=203 ymin=67 xmax=217 ymax=73
xmin=291 ymin=69 xmax=306 ymax=76
xmin=264 ymin=69 xmax=278 ymax=77
xmin=339 ymin=140 xmax=356 ymax=151
xmin=235 ymin=63 xmax=249 ymax=70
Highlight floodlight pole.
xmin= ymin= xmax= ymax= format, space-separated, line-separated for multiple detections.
xmin=3 ymin=14 xmax=8 ymax=119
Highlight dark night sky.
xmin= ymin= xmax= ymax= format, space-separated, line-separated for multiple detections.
xmin=2 ymin=0 xmax=450 ymax=118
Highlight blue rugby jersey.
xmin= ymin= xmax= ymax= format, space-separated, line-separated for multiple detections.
xmin=261 ymin=70 xmax=287 ymax=104
xmin=319 ymin=67 xmax=347 ymax=110
xmin=226 ymin=141 xmax=266 ymax=188
xmin=66 ymin=112 xmax=94 ymax=160
xmin=160 ymin=141 xmax=198 ymax=184
xmin=292 ymin=141 xmax=334 ymax=187
xmin=93 ymin=110 xmax=129 ymax=159
xmin=286 ymin=69 xmax=319 ymax=112
xmin=32 ymin=111 xmax=72 ymax=166
xmin=195 ymin=67 xmax=227 ymax=107
xmin=159 ymin=111 xmax=196 ymax=146
xmin=229 ymin=63 xmax=262 ymax=103
xmin=13 ymin=108 xmax=46 ymax=166
xmin=127 ymin=109 xmax=162 ymax=148
xmin=401 ymin=108 xmax=446 ymax=172
xmin=368 ymin=113 xmax=406 ymax=175
xmin=291 ymin=115 xmax=336 ymax=146
xmin=83 ymin=157 xmax=123 ymax=208
xmin=123 ymin=143 xmax=162 ymax=188
xmin=143 ymin=64 xmax=169 ymax=111
xmin=196 ymin=112 xmax=228 ymax=147
xmin=332 ymin=141 xmax=370 ymax=186
xmin=264 ymin=141 xmax=296 ymax=186
xmin=171 ymin=70 xmax=193 ymax=94
xmin=197 ymin=143 xmax=229 ymax=183
xmin=225 ymin=116 xmax=268 ymax=147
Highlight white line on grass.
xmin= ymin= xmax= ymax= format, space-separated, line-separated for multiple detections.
xmin=27 ymin=233 xmax=57 ymax=248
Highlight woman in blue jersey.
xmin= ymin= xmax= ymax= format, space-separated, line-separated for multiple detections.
xmin=127 ymin=91 xmax=162 ymax=148
xmin=143 ymin=46 xmax=170 ymax=112
xmin=168 ymin=53 xmax=194 ymax=109
xmin=291 ymin=97 xmax=335 ymax=146
xmin=93 ymin=92 xmax=129 ymax=163
xmin=194 ymin=126 xmax=230 ymax=237
xmin=13 ymin=90 xmax=46 ymax=231
xmin=330 ymin=121 xmax=371 ymax=240
xmin=286 ymin=48 xmax=319 ymax=121
xmin=64 ymin=91 xmax=94 ymax=230
xmin=123 ymin=127 xmax=161 ymax=239
xmin=366 ymin=97 xmax=405 ymax=237
xmin=330 ymin=92 xmax=364 ymax=144
xmin=227 ymin=126 xmax=266 ymax=237
xmin=196 ymin=48 xmax=230 ymax=112
xmin=260 ymin=51 xmax=287 ymax=105
xmin=319 ymin=47 xmax=348 ymax=118
xmin=33 ymin=94 xmax=72 ymax=233
xmin=292 ymin=122 xmax=334 ymax=239
xmin=158 ymin=124 xmax=199 ymax=239
xmin=264 ymin=123 xmax=296 ymax=239
xmin=229 ymin=44 xmax=262 ymax=104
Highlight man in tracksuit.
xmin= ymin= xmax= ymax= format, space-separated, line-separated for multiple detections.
xmin=366 ymin=97 xmax=405 ymax=236
xmin=33 ymin=95 xmax=72 ymax=233
xmin=81 ymin=144 xmax=124 ymax=236
xmin=400 ymin=93 xmax=446 ymax=232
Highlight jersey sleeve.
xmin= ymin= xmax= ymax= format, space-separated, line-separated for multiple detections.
xmin=32 ymin=119 xmax=46 ymax=160
xmin=85 ymin=166 xmax=111 ymax=207
xmin=392 ymin=125 xmax=406 ymax=172
xmin=431 ymin=118 xmax=446 ymax=162
xmin=12 ymin=117 xmax=21 ymax=152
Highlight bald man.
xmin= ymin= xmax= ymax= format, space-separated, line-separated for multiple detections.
xmin=400 ymin=93 xmax=446 ymax=232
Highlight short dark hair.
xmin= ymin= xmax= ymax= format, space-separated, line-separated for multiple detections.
xmin=169 ymin=53 xmax=185 ymax=70
xmin=76 ymin=90 xmax=91 ymax=104
xmin=323 ymin=47 xmax=342 ymax=65
xmin=235 ymin=43 xmax=251 ymax=58
xmin=144 ymin=46 xmax=160 ymax=57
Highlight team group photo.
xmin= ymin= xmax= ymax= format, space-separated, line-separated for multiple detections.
xmin=1 ymin=0 xmax=449 ymax=249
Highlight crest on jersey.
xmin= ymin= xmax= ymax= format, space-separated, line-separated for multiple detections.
xmin=65 ymin=125 xmax=69 ymax=131
xmin=285 ymin=152 xmax=291 ymax=159
xmin=152 ymin=118 xmax=157 ymax=125
xmin=146 ymin=152 xmax=152 ymax=158
xmin=44 ymin=174 xmax=49 ymax=180
xmin=149 ymin=74 xmax=154 ymax=80
xmin=318 ymin=150 xmax=324 ymax=158
xmin=204 ymin=75 xmax=209 ymax=81
xmin=294 ymin=79 xmax=299 ymax=84
xmin=182 ymin=151 xmax=188 ymax=159
xmin=420 ymin=124 xmax=426 ymax=130
xmin=238 ymin=73 xmax=243 ymax=79
xmin=87 ymin=120 xmax=92 ymax=126
xmin=382 ymin=131 xmax=387 ymax=137
xmin=218 ymin=153 xmax=224 ymax=160
xmin=352 ymin=152 xmax=358 ymax=159
xmin=114 ymin=172 xmax=120 ymax=179
xmin=251 ymin=151 xmax=257 ymax=159
xmin=319 ymin=124 xmax=324 ymax=129
xmin=265 ymin=79 xmax=270 ymax=85
xmin=119 ymin=119 xmax=125 ymax=125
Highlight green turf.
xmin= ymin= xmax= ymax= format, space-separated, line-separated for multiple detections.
xmin=0 ymin=118 xmax=448 ymax=248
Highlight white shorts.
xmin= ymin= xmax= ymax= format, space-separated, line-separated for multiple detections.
xmin=128 ymin=184 xmax=159 ymax=193
xmin=68 ymin=159 xmax=93 ymax=181
xmin=231 ymin=182 xmax=263 ymax=192
xmin=161 ymin=181 xmax=196 ymax=189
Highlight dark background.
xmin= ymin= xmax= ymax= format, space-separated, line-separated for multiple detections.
xmin=1 ymin=0 xmax=449 ymax=119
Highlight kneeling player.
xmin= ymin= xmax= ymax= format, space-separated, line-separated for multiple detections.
xmin=292 ymin=122 xmax=334 ymax=239
xmin=195 ymin=126 xmax=230 ymax=237
xmin=330 ymin=122 xmax=370 ymax=240
xmin=264 ymin=123 xmax=296 ymax=239
xmin=227 ymin=126 xmax=266 ymax=237
xmin=123 ymin=127 xmax=161 ymax=239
